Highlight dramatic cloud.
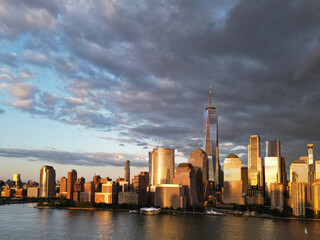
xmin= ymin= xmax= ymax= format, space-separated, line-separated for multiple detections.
xmin=0 ymin=148 xmax=147 ymax=168
xmin=0 ymin=0 xmax=320 ymax=170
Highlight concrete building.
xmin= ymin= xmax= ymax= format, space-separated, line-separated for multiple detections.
xmin=290 ymin=159 xmax=308 ymax=183
xmin=27 ymin=187 xmax=39 ymax=198
xmin=173 ymin=163 xmax=200 ymax=206
xmin=133 ymin=172 xmax=149 ymax=206
xmin=83 ymin=181 xmax=95 ymax=202
xmin=39 ymin=166 xmax=56 ymax=198
xmin=118 ymin=192 xmax=139 ymax=205
xmin=154 ymin=184 xmax=186 ymax=209
xmin=60 ymin=177 xmax=67 ymax=193
xmin=188 ymin=148 xmax=208 ymax=183
xmin=124 ymin=160 xmax=130 ymax=184
xmin=67 ymin=170 xmax=77 ymax=200
xmin=149 ymin=148 xmax=175 ymax=186
xmin=270 ymin=183 xmax=284 ymax=211
xmin=13 ymin=174 xmax=22 ymax=187
xmin=291 ymin=182 xmax=307 ymax=217
xmin=223 ymin=154 xmax=243 ymax=204
xmin=203 ymin=86 xmax=220 ymax=189
xmin=312 ymin=180 xmax=320 ymax=214
xmin=241 ymin=167 xmax=248 ymax=194
xmin=316 ymin=160 xmax=320 ymax=181
xmin=95 ymin=182 xmax=118 ymax=204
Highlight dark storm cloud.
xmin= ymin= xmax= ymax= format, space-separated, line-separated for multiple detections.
xmin=0 ymin=148 xmax=147 ymax=167
xmin=0 ymin=0 xmax=320 ymax=169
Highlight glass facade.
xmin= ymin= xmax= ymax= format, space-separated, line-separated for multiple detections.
xmin=224 ymin=155 xmax=241 ymax=182
xmin=150 ymin=148 xmax=175 ymax=186
xmin=265 ymin=156 xmax=280 ymax=201
xmin=39 ymin=165 xmax=56 ymax=198
xmin=266 ymin=140 xmax=280 ymax=158
xmin=248 ymin=135 xmax=263 ymax=188
xmin=203 ymin=108 xmax=219 ymax=185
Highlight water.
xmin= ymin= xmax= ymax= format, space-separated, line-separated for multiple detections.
xmin=1 ymin=204 xmax=320 ymax=240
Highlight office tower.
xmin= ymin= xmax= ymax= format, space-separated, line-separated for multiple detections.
xmin=154 ymin=184 xmax=186 ymax=209
xmin=203 ymin=86 xmax=220 ymax=189
xmin=308 ymin=144 xmax=315 ymax=183
xmin=149 ymin=151 xmax=153 ymax=185
xmin=13 ymin=174 xmax=21 ymax=187
xmin=39 ymin=165 xmax=56 ymax=198
xmin=264 ymin=140 xmax=281 ymax=203
xmin=290 ymin=159 xmax=308 ymax=183
xmin=60 ymin=177 xmax=67 ymax=193
xmin=223 ymin=154 xmax=243 ymax=204
xmin=133 ymin=172 xmax=149 ymax=206
xmin=173 ymin=163 xmax=199 ymax=206
xmin=67 ymin=169 xmax=77 ymax=199
xmin=149 ymin=148 xmax=174 ymax=186
xmin=248 ymin=135 xmax=263 ymax=189
xmin=189 ymin=148 xmax=209 ymax=183
xmin=76 ymin=177 xmax=85 ymax=192
xmin=270 ymin=183 xmax=284 ymax=211
xmin=316 ymin=161 xmax=320 ymax=180
xmin=291 ymin=182 xmax=307 ymax=217
xmin=83 ymin=181 xmax=95 ymax=202
xmin=241 ymin=167 xmax=248 ymax=194
xmin=312 ymin=180 xmax=320 ymax=214
xmin=124 ymin=160 xmax=130 ymax=183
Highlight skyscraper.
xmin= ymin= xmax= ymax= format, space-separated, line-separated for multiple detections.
xmin=316 ymin=160 xmax=320 ymax=180
xmin=290 ymin=159 xmax=308 ymax=183
xmin=203 ymin=86 xmax=219 ymax=189
xmin=39 ymin=165 xmax=56 ymax=198
xmin=247 ymin=135 xmax=263 ymax=189
xmin=60 ymin=177 xmax=67 ymax=193
xmin=264 ymin=140 xmax=281 ymax=202
xmin=188 ymin=148 xmax=209 ymax=183
xmin=223 ymin=154 xmax=243 ymax=204
xmin=67 ymin=169 xmax=77 ymax=199
xmin=124 ymin=160 xmax=130 ymax=183
xmin=308 ymin=144 xmax=315 ymax=183
xmin=149 ymin=148 xmax=175 ymax=186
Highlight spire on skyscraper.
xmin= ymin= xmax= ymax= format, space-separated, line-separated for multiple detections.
xmin=206 ymin=85 xmax=215 ymax=110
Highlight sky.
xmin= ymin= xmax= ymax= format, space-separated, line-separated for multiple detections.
xmin=0 ymin=0 xmax=320 ymax=182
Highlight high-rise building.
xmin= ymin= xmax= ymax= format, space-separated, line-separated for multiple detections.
xmin=290 ymin=159 xmax=308 ymax=183
xmin=60 ymin=177 xmax=67 ymax=193
xmin=67 ymin=169 xmax=77 ymax=200
xmin=133 ymin=172 xmax=149 ymax=206
xmin=95 ymin=182 xmax=118 ymax=204
xmin=315 ymin=161 xmax=320 ymax=180
xmin=173 ymin=163 xmax=200 ymax=206
xmin=264 ymin=140 xmax=281 ymax=203
xmin=39 ymin=165 xmax=56 ymax=198
xmin=308 ymin=144 xmax=315 ymax=183
xmin=241 ymin=167 xmax=248 ymax=194
xmin=124 ymin=160 xmax=130 ymax=183
xmin=154 ymin=184 xmax=186 ymax=209
xmin=149 ymin=148 xmax=174 ymax=186
xmin=223 ymin=154 xmax=243 ymax=204
xmin=312 ymin=180 xmax=320 ymax=214
xmin=188 ymin=148 xmax=209 ymax=183
xmin=13 ymin=174 xmax=21 ymax=187
xmin=270 ymin=183 xmax=284 ymax=211
xmin=247 ymin=135 xmax=263 ymax=189
xmin=149 ymin=151 xmax=153 ymax=185
xmin=203 ymin=86 xmax=220 ymax=189
xmin=291 ymin=182 xmax=307 ymax=217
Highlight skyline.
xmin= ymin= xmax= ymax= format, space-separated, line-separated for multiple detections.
xmin=1 ymin=0 xmax=320 ymax=181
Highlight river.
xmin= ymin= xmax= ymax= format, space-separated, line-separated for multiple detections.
xmin=0 ymin=204 xmax=320 ymax=240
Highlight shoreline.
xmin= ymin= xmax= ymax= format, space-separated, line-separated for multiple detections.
xmin=33 ymin=206 xmax=320 ymax=221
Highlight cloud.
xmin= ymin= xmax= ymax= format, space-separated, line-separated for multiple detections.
xmin=0 ymin=0 xmax=319 ymax=172
xmin=0 ymin=148 xmax=148 ymax=167
xmin=0 ymin=109 xmax=4 ymax=114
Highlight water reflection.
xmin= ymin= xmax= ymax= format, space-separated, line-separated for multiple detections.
xmin=1 ymin=204 xmax=320 ymax=240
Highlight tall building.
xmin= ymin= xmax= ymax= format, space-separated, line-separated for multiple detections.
xmin=188 ymin=148 xmax=209 ymax=183
xmin=173 ymin=163 xmax=200 ymax=206
xmin=154 ymin=184 xmax=186 ymax=209
xmin=308 ymin=144 xmax=315 ymax=183
xmin=67 ymin=169 xmax=77 ymax=200
xmin=149 ymin=151 xmax=153 ymax=185
xmin=290 ymin=159 xmax=308 ymax=183
xmin=13 ymin=174 xmax=22 ymax=187
xmin=149 ymin=148 xmax=175 ymax=186
xmin=291 ymin=182 xmax=307 ymax=217
xmin=270 ymin=183 xmax=284 ymax=211
xmin=316 ymin=161 xmax=320 ymax=180
xmin=247 ymin=135 xmax=263 ymax=189
xmin=264 ymin=140 xmax=281 ymax=203
xmin=60 ymin=177 xmax=67 ymax=193
xmin=39 ymin=166 xmax=56 ymax=198
xmin=241 ymin=167 xmax=248 ymax=194
xmin=223 ymin=154 xmax=243 ymax=204
xmin=133 ymin=172 xmax=149 ymax=206
xmin=203 ymin=86 xmax=220 ymax=189
xmin=124 ymin=160 xmax=130 ymax=183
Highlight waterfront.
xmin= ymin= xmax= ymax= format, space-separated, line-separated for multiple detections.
xmin=0 ymin=204 xmax=320 ymax=240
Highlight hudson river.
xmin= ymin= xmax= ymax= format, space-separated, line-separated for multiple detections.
xmin=1 ymin=204 xmax=320 ymax=240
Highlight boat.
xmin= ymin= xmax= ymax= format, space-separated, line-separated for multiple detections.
xmin=129 ymin=210 xmax=139 ymax=214
xmin=304 ymin=227 xmax=308 ymax=235
xmin=205 ymin=209 xmax=226 ymax=216
xmin=140 ymin=207 xmax=161 ymax=215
